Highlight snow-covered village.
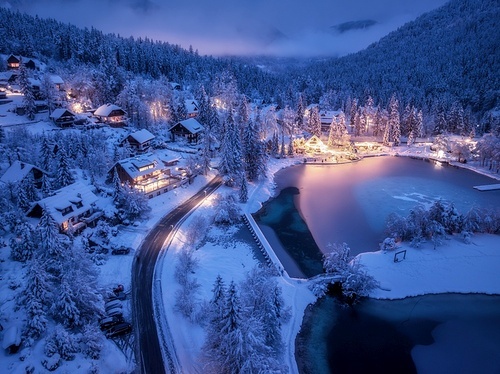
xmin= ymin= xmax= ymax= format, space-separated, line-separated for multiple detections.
xmin=0 ymin=0 xmax=499 ymax=373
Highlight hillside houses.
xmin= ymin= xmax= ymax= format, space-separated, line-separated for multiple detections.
xmin=120 ymin=129 xmax=155 ymax=155
xmin=50 ymin=108 xmax=76 ymax=127
xmin=110 ymin=153 xmax=188 ymax=198
xmin=0 ymin=160 xmax=47 ymax=189
xmin=169 ymin=118 xmax=204 ymax=144
xmin=27 ymin=182 xmax=101 ymax=233
xmin=94 ymin=103 xmax=127 ymax=126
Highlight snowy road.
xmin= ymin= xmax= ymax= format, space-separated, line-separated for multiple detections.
xmin=131 ymin=176 xmax=223 ymax=374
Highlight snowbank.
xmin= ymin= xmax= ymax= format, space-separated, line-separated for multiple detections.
xmin=358 ymin=234 xmax=500 ymax=299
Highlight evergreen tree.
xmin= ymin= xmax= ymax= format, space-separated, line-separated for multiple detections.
xmin=41 ymin=73 xmax=57 ymax=115
xmin=271 ymin=131 xmax=279 ymax=157
xmin=295 ymin=93 xmax=305 ymax=130
xmin=39 ymin=135 xmax=54 ymax=174
xmin=384 ymin=95 xmax=401 ymax=146
xmin=287 ymin=135 xmax=294 ymax=156
xmin=349 ymin=98 xmax=358 ymax=132
xmin=18 ymin=60 xmax=36 ymax=120
xmin=218 ymin=108 xmax=243 ymax=183
xmin=55 ymin=144 xmax=74 ymax=189
xmin=307 ymin=106 xmax=322 ymax=137
xmin=23 ymin=257 xmax=52 ymax=339
xmin=10 ymin=221 xmax=37 ymax=262
xmin=41 ymin=173 xmax=53 ymax=197
xmin=53 ymin=275 xmax=81 ymax=328
xmin=37 ymin=208 xmax=66 ymax=276
xmin=239 ymin=175 xmax=248 ymax=203
xmin=434 ymin=103 xmax=448 ymax=135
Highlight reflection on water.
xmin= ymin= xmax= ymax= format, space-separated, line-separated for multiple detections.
xmin=265 ymin=156 xmax=500 ymax=256
xmin=255 ymin=157 xmax=500 ymax=373
xmin=297 ymin=294 xmax=500 ymax=374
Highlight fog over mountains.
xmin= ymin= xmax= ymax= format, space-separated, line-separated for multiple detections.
xmin=0 ymin=0 xmax=447 ymax=57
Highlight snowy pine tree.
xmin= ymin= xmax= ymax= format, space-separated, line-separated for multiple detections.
xmin=218 ymin=108 xmax=243 ymax=183
xmin=23 ymin=257 xmax=52 ymax=339
xmin=10 ymin=221 xmax=37 ymax=262
xmin=239 ymin=175 xmax=248 ymax=203
xmin=55 ymin=144 xmax=74 ymax=189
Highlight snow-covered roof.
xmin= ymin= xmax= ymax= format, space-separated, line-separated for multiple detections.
xmin=50 ymin=108 xmax=75 ymax=120
xmin=28 ymin=77 xmax=41 ymax=87
xmin=175 ymin=118 xmax=204 ymax=134
xmin=2 ymin=325 xmax=21 ymax=349
xmin=49 ymin=75 xmax=64 ymax=85
xmin=319 ymin=110 xmax=343 ymax=124
xmin=0 ymin=71 xmax=14 ymax=81
xmin=170 ymin=82 xmax=181 ymax=90
xmin=114 ymin=153 xmax=171 ymax=180
xmin=185 ymin=99 xmax=199 ymax=114
xmin=0 ymin=160 xmax=43 ymax=185
xmin=94 ymin=103 xmax=124 ymax=117
xmin=127 ymin=129 xmax=155 ymax=144
xmin=29 ymin=182 xmax=98 ymax=225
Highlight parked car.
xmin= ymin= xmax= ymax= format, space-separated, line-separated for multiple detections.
xmin=105 ymin=322 xmax=132 ymax=338
xmin=107 ymin=292 xmax=127 ymax=301
xmin=99 ymin=315 xmax=124 ymax=331
xmin=104 ymin=300 xmax=122 ymax=312
xmin=111 ymin=246 xmax=131 ymax=255
xmin=106 ymin=307 xmax=123 ymax=318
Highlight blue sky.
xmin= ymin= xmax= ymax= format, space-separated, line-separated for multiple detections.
xmin=4 ymin=0 xmax=448 ymax=56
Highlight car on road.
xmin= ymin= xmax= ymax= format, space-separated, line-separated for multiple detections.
xmin=111 ymin=246 xmax=131 ymax=255
xmin=99 ymin=315 xmax=124 ymax=331
xmin=105 ymin=322 xmax=132 ymax=338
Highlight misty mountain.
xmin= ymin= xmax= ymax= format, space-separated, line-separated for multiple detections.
xmin=293 ymin=0 xmax=499 ymax=115
xmin=331 ymin=20 xmax=378 ymax=34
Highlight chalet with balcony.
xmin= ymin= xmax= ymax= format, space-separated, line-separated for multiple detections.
xmin=110 ymin=153 xmax=184 ymax=199
xmin=120 ymin=129 xmax=155 ymax=155
xmin=27 ymin=182 xmax=101 ymax=233
xmin=94 ymin=103 xmax=127 ymax=127
xmin=169 ymin=118 xmax=204 ymax=144
xmin=50 ymin=108 xmax=76 ymax=128
xmin=0 ymin=160 xmax=47 ymax=189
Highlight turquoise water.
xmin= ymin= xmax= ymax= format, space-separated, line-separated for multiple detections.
xmin=255 ymin=156 xmax=500 ymax=373
xmin=297 ymin=294 xmax=500 ymax=374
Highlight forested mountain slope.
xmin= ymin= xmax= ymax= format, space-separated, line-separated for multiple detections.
xmin=294 ymin=0 xmax=499 ymax=115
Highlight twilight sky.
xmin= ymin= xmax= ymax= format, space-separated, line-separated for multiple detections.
xmin=4 ymin=0 xmax=448 ymax=57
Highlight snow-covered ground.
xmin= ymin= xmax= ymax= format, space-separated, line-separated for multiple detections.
xmin=1 ymin=88 xmax=499 ymax=372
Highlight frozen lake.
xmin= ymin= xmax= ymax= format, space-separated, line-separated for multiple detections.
xmin=256 ymin=156 xmax=500 ymax=373
xmin=260 ymin=156 xmax=500 ymax=259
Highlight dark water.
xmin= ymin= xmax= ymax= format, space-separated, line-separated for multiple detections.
xmin=297 ymin=294 xmax=500 ymax=374
xmin=253 ymin=187 xmax=323 ymax=277
xmin=257 ymin=156 xmax=500 ymax=257
xmin=253 ymin=156 xmax=500 ymax=373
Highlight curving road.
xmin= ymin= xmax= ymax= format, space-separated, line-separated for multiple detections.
xmin=132 ymin=176 xmax=222 ymax=374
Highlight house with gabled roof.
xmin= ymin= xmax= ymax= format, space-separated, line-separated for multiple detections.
xmin=6 ymin=55 xmax=20 ymax=70
xmin=185 ymin=99 xmax=199 ymax=118
xmin=27 ymin=182 xmax=101 ymax=233
xmin=304 ymin=135 xmax=328 ymax=154
xmin=50 ymin=108 xmax=76 ymax=128
xmin=0 ymin=160 xmax=47 ymax=189
xmin=120 ymin=129 xmax=155 ymax=155
xmin=94 ymin=103 xmax=127 ymax=127
xmin=110 ymin=153 xmax=184 ymax=198
xmin=169 ymin=118 xmax=204 ymax=144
